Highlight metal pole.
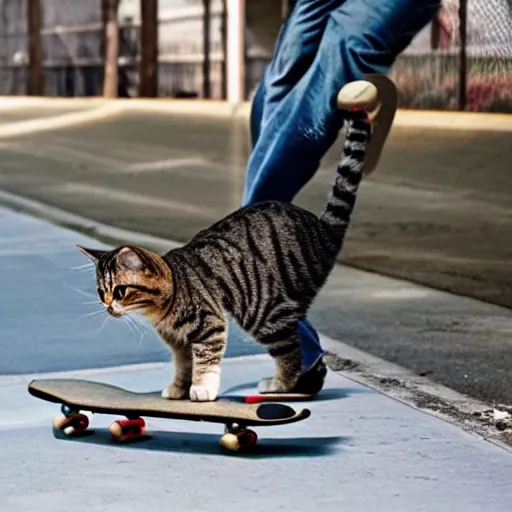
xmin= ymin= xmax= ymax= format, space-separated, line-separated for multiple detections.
xmin=27 ymin=0 xmax=43 ymax=95
xmin=458 ymin=0 xmax=467 ymax=110
xmin=202 ymin=0 xmax=211 ymax=98
xmin=139 ymin=0 xmax=158 ymax=97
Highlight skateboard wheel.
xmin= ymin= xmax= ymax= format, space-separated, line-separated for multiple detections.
xmin=220 ymin=429 xmax=258 ymax=452
xmin=109 ymin=418 xmax=146 ymax=442
xmin=220 ymin=433 xmax=239 ymax=451
xmin=53 ymin=413 xmax=89 ymax=436
xmin=337 ymin=80 xmax=378 ymax=112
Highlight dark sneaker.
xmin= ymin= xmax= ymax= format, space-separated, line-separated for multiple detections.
xmin=293 ymin=357 xmax=327 ymax=395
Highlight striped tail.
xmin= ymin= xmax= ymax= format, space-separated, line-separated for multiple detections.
xmin=319 ymin=112 xmax=371 ymax=247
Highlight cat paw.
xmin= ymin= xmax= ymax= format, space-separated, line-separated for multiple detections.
xmin=189 ymin=372 xmax=220 ymax=402
xmin=258 ymin=377 xmax=290 ymax=394
xmin=161 ymin=384 xmax=188 ymax=400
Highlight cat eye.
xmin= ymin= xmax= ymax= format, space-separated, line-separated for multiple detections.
xmin=97 ymin=288 xmax=105 ymax=302
xmin=113 ymin=286 xmax=127 ymax=301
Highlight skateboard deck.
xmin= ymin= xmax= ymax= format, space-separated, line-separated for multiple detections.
xmin=336 ymin=73 xmax=398 ymax=175
xmin=28 ymin=378 xmax=311 ymax=452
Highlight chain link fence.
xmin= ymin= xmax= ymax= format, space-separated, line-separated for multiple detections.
xmin=390 ymin=0 xmax=512 ymax=112
xmin=0 ymin=0 xmax=511 ymax=111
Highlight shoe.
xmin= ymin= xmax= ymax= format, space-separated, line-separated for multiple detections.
xmin=293 ymin=356 xmax=327 ymax=395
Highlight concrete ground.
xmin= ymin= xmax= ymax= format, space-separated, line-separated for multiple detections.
xmin=0 ymin=100 xmax=511 ymax=406
xmin=1 ymin=205 xmax=512 ymax=512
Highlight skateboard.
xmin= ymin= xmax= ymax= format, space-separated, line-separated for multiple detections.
xmin=27 ymin=378 xmax=311 ymax=453
xmin=336 ymin=73 xmax=398 ymax=175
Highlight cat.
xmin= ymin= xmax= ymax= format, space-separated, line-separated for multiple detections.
xmin=77 ymin=110 xmax=371 ymax=402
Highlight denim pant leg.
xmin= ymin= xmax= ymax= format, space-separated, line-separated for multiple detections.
xmin=249 ymin=0 xmax=343 ymax=148
xmin=245 ymin=0 xmax=440 ymax=205
xmin=244 ymin=0 xmax=440 ymax=372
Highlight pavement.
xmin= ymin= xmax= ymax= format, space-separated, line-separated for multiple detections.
xmin=1 ymin=99 xmax=512 ymax=406
xmin=1 ymin=204 xmax=512 ymax=511
xmin=0 ymin=206 xmax=264 ymax=375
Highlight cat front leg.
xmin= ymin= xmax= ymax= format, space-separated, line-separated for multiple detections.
xmin=256 ymin=324 xmax=302 ymax=394
xmin=161 ymin=343 xmax=193 ymax=400
xmin=188 ymin=318 xmax=228 ymax=402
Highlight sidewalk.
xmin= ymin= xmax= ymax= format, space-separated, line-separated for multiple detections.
xmin=0 ymin=206 xmax=511 ymax=512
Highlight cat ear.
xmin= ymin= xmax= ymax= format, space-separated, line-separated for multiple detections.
xmin=76 ymin=245 xmax=107 ymax=263
xmin=116 ymin=246 xmax=145 ymax=271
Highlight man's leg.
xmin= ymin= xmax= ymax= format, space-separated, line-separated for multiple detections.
xmin=244 ymin=0 xmax=440 ymax=205
xmin=249 ymin=0 xmax=342 ymax=148
xmin=244 ymin=0 xmax=440 ymax=390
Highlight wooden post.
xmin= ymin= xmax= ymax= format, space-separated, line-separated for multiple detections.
xmin=27 ymin=0 xmax=43 ymax=95
xmin=226 ymin=0 xmax=245 ymax=102
xmin=102 ymin=0 xmax=120 ymax=98
xmin=202 ymin=0 xmax=211 ymax=98
xmin=220 ymin=0 xmax=227 ymax=99
xmin=139 ymin=0 xmax=158 ymax=97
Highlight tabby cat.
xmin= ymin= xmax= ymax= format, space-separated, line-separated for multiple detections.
xmin=78 ymin=110 xmax=371 ymax=402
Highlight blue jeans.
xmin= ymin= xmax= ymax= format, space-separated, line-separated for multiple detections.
xmin=242 ymin=0 xmax=440 ymax=372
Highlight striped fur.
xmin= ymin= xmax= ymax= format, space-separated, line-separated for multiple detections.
xmin=78 ymin=112 xmax=371 ymax=401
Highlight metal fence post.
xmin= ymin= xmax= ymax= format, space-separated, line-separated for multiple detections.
xmin=458 ymin=0 xmax=467 ymax=110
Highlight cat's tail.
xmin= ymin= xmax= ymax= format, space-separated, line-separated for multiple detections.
xmin=319 ymin=76 xmax=396 ymax=248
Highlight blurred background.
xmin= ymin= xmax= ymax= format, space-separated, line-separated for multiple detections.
xmin=0 ymin=0 xmax=511 ymax=111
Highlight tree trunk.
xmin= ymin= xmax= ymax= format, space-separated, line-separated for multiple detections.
xmin=139 ymin=0 xmax=158 ymax=97
xmin=27 ymin=0 xmax=43 ymax=95
xmin=102 ymin=0 xmax=120 ymax=98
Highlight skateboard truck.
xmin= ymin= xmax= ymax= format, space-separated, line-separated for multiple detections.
xmin=220 ymin=422 xmax=258 ymax=452
xmin=53 ymin=404 xmax=90 ymax=437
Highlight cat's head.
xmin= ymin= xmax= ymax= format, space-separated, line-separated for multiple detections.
xmin=77 ymin=244 xmax=173 ymax=322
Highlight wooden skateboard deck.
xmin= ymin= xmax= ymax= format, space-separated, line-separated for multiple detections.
xmin=336 ymin=73 xmax=398 ymax=175
xmin=361 ymin=73 xmax=398 ymax=174
xmin=28 ymin=378 xmax=311 ymax=452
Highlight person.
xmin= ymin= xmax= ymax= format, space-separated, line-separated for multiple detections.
xmin=242 ymin=0 xmax=441 ymax=393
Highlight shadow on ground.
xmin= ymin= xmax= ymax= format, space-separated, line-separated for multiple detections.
xmin=54 ymin=428 xmax=347 ymax=458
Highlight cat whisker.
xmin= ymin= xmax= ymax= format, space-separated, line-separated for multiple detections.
xmin=131 ymin=313 xmax=152 ymax=334
xmin=122 ymin=316 xmax=137 ymax=338
xmin=65 ymin=284 xmax=97 ymax=300
xmin=123 ymin=314 xmax=150 ymax=351
xmin=94 ymin=314 xmax=110 ymax=336
xmin=80 ymin=309 xmax=105 ymax=320
xmin=81 ymin=300 xmax=101 ymax=306
xmin=129 ymin=316 xmax=144 ymax=335
xmin=69 ymin=263 xmax=96 ymax=272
